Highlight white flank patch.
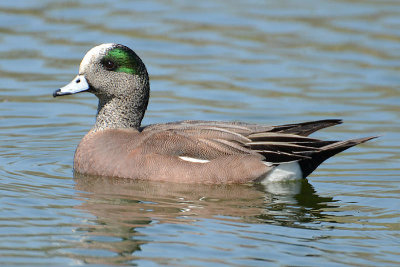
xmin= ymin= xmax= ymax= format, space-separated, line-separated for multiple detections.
xmin=179 ymin=156 xmax=210 ymax=163
xmin=260 ymin=161 xmax=303 ymax=184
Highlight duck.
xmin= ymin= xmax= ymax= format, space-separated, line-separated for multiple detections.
xmin=53 ymin=43 xmax=376 ymax=184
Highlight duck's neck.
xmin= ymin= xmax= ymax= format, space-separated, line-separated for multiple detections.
xmin=92 ymin=97 xmax=146 ymax=132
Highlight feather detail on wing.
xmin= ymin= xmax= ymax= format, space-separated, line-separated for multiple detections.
xmin=140 ymin=119 xmax=376 ymax=179
xmin=140 ymin=119 xmax=341 ymax=160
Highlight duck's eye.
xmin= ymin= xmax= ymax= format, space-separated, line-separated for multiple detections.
xmin=103 ymin=60 xmax=116 ymax=71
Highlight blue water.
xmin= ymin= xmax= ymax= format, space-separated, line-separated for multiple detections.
xmin=1 ymin=0 xmax=399 ymax=266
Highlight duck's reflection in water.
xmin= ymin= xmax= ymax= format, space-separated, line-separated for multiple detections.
xmin=71 ymin=173 xmax=336 ymax=264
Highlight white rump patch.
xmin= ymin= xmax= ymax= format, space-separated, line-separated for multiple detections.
xmin=260 ymin=161 xmax=303 ymax=184
xmin=179 ymin=156 xmax=210 ymax=163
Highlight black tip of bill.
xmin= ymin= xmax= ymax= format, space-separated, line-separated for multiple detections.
xmin=53 ymin=75 xmax=90 ymax=98
xmin=53 ymin=88 xmax=74 ymax=98
xmin=53 ymin=89 xmax=61 ymax=98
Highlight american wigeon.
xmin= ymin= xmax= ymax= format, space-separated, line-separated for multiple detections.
xmin=54 ymin=43 xmax=376 ymax=184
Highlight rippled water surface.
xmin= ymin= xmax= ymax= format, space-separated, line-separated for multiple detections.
xmin=1 ymin=0 xmax=399 ymax=266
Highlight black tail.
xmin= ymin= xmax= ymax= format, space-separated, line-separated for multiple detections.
xmin=298 ymin=136 xmax=378 ymax=178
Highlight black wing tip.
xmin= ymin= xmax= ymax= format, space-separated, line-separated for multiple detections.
xmin=272 ymin=119 xmax=343 ymax=136
xmin=314 ymin=119 xmax=342 ymax=124
xmin=303 ymin=119 xmax=343 ymax=127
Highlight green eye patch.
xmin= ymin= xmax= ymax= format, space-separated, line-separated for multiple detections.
xmin=103 ymin=47 xmax=139 ymax=75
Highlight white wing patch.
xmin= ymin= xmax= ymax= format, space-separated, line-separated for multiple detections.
xmin=179 ymin=156 xmax=210 ymax=163
xmin=260 ymin=161 xmax=303 ymax=184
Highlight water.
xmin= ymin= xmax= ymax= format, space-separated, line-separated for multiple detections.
xmin=1 ymin=0 xmax=399 ymax=266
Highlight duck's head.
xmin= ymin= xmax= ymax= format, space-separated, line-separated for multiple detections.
xmin=54 ymin=43 xmax=150 ymax=130
xmin=54 ymin=43 xmax=149 ymax=99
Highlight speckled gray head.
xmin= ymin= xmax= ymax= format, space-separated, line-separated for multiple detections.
xmin=54 ymin=43 xmax=150 ymax=130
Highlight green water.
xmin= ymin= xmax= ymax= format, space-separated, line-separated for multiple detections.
xmin=1 ymin=0 xmax=399 ymax=266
